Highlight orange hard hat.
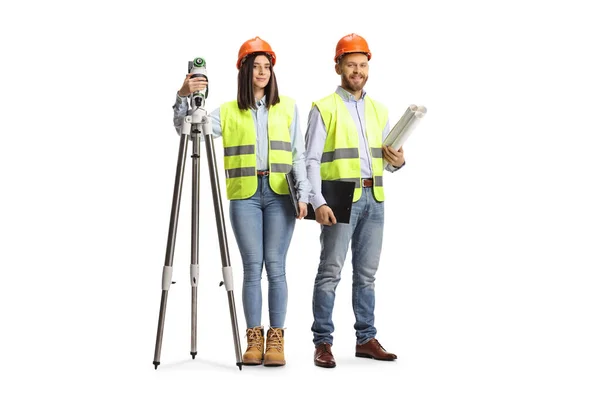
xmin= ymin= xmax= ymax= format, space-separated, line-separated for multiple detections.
xmin=236 ymin=36 xmax=276 ymax=69
xmin=334 ymin=33 xmax=371 ymax=62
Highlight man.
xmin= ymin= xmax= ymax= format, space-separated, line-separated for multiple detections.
xmin=305 ymin=33 xmax=406 ymax=368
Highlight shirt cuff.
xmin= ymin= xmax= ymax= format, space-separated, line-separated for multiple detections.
xmin=386 ymin=161 xmax=405 ymax=172
xmin=310 ymin=194 xmax=327 ymax=210
xmin=176 ymin=92 xmax=188 ymax=102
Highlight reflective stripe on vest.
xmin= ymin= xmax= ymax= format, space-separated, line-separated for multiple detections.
xmin=221 ymin=96 xmax=295 ymax=200
xmin=314 ymin=93 xmax=387 ymax=202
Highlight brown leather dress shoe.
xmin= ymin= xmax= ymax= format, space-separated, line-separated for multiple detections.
xmin=355 ymin=338 xmax=397 ymax=361
xmin=314 ymin=343 xmax=336 ymax=368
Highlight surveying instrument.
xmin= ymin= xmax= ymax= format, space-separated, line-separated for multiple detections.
xmin=153 ymin=57 xmax=243 ymax=370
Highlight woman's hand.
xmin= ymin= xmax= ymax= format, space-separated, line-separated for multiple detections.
xmin=178 ymin=73 xmax=208 ymax=97
xmin=297 ymin=202 xmax=308 ymax=219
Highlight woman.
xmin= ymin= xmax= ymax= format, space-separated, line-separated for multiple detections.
xmin=173 ymin=37 xmax=310 ymax=366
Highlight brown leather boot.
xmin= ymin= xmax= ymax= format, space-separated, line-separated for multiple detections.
xmin=263 ymin=327 xmax=285 ymax=366
xmin=242 ymin=326 xmax=264 ymax=365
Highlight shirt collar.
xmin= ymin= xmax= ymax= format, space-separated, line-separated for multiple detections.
xmin=335 ymin=86 xmax=366 ymax=102
xmin=255 ymin=96 xmax=266 ymax=107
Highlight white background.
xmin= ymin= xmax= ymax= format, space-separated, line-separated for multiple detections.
xmin=1 ymin=0 xmax=599 ymax=398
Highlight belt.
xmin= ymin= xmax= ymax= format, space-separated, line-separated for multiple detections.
xmin=361 ymin=178 xmax=374 ymax=188
xmin=257 ymin=170 xmax=270 ymax=176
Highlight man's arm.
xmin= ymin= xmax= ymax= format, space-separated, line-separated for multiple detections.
xmin=305 ymin=106 xmax=327 ymax=209
xmin=305 ymin=105 xmax=336 ymax=225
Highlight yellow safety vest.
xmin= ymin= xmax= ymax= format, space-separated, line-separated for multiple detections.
xmin=314 ymin=93 xmax=387 ymax=202
xmin=221 ymin=96 xmax=295 ymax=200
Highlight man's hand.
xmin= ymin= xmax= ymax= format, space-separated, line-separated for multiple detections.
xmin=178 ymin=73 xmax=208 ymax=97
xmin=315 ymin=204 xmax=336 ymax=226
xmin=382 ymin=145 xmax=405 ymax=167
xmin=297 ymin=202 xmax=308 ymax=220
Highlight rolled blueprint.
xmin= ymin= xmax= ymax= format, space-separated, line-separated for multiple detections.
xmin=382 ymin=104 xmax=427 ymax=168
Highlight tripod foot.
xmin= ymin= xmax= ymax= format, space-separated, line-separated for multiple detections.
xmin=191 ymin=352 xmax=197 ymax=360
xmin=153 ymin=361 xmax=160 ymax=370
xmin=237 ymin=362 xmax=243 ymax=371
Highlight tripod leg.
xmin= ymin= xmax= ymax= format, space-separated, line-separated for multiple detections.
xmin=204 ymin=133 xmax=244 ymax=370
xmin=153 ymin=133 xmax=189 ymax=369
xmin=190 ymin=133 xmax=201 ymax=359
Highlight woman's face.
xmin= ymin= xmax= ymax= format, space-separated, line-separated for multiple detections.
xmin=252 ymin=55 xmax=271 ymax=93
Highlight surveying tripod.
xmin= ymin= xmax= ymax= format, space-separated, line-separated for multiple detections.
xmin=153 ymin=57 xmax=243 ymax=370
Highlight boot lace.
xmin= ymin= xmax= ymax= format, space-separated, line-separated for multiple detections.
xmin=266 ymin=328 xmax=284 ymax=352
xmin=246 ymin=327 xmax=263 ymax=349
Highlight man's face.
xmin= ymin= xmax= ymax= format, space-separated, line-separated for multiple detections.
xmin=337 ymin=53 xmax=369 ymax=93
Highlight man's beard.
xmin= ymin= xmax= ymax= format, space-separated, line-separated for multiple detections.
xmin=342 ymin=73 xmax=368 ymax=92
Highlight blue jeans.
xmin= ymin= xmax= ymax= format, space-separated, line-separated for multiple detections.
xmin=229 ymin=175 xmax=296 ymax=329
xmin=312 ymin=187 xmax=384 ymax=346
